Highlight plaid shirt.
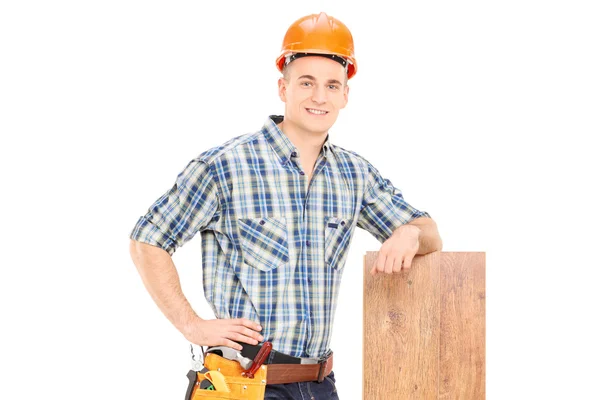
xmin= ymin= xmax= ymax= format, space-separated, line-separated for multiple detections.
xmin=129 ymin=115 xmax=430 ymax=358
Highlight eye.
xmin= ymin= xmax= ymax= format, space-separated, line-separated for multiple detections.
xmin=328 ymin=85 xmax=340 ymax=90
xmin=300 ymin=81 xmax=312 ymax=87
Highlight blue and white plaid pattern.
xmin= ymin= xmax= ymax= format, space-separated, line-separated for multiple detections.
xmin=130 ymin=115 xmax=430 ymax=358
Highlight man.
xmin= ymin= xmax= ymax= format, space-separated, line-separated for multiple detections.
xmin=129 ymin=12 xmax=442 ymax=400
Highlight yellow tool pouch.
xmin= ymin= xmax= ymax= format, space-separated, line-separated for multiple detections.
xmin=188 ymin=353 xmax=267 ymax=400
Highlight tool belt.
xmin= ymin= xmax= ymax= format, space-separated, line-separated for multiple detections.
xmin=185 ymin=341 xmax=334 ymax=400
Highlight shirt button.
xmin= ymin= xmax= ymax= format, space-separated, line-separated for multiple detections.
xmin=341 ymin=220 xmax=346 ymax=226
xmin=300 ymin=171 xmax=305 ymax=175
xmin=291 ymin=152 xmax=297 ymax=157
xmin=306 ymin=240 xmax=310 ymax=247
xmin=259 ymin=220 xmax=265 ymax=225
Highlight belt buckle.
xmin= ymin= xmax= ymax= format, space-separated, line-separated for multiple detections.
xmin=316 ymin=349 xmax=332 ymax=383
xmin=317 ymin=361 xmax=326 ymax=383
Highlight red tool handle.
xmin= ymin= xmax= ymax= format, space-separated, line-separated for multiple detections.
xmin=242 ymin=342 xmax=272 ymax=379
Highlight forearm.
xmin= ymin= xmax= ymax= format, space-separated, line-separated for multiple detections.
xmin=129 ymin=239 xmax=200 ymax=336
xmin=400 ymin=218 xmax=443 ymax=255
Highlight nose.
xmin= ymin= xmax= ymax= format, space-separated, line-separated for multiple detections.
xmin=311 ymin=85 xmax=327 ymax=104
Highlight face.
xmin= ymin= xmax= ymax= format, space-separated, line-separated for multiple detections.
xmin=278 ymin=56 xmax=349 ymax=136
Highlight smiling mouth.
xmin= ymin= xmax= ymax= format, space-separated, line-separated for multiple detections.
xmin=305 ymin=108 xmax=328 ymax=115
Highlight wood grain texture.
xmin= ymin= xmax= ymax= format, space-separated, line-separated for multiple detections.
xmin=363 ymin=251 xmax=485 ymax=400
xmin=439 ymin=252 xmax=486 ymax=400
xmin=363 ymin=251 xmax=441 ymax=399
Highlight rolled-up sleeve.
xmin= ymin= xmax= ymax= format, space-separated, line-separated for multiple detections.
xmin=357 ymin=161 xmax=431 ymax=244
xmin=129 ymin=159 xmax=221 ymax=256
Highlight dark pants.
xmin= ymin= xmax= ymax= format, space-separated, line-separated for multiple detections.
xmin=264 ymin=370 xmax=339 ymax=399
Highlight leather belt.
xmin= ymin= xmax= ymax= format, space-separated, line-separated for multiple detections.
xmin=206 ymin=342 xmax=334 ymax=385
xmin=265 ymin=351 xmax=334 ymax=384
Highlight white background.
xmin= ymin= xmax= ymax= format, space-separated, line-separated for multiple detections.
xmin=1 ymin=1 xmax=599 ymax=399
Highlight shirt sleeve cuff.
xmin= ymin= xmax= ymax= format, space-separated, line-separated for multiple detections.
xmin=388 ymin=210 xmax=432 ymax=235
xmin=129 ymin=215 xmax=177 ymax=256
xmin=412 ymin=210 xmax=431 ymax=219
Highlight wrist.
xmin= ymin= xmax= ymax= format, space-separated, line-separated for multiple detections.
xmin=180 ymin=314 xmax=203 ymax=339
xmin=393 ymin=224 xmax=421 ymax=237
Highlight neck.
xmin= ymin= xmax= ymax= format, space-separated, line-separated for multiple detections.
xmin=277 ymin=119 xmax=327 ymax=156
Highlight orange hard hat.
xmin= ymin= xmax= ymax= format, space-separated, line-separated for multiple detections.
xmin=276 ymin=12 xmax=357 ymax=79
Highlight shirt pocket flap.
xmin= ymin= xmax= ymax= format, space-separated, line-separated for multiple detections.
xmin=237 ymin=216 xmax=289 ymax=272
xmin=324 ymin=216 xmax=352 ymax=271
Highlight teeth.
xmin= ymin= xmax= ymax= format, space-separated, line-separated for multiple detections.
xmin=307 ymin=108 xmax=327 ymax=115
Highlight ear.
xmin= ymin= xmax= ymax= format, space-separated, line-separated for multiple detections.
xmin=340 ymin=84 xmax=350 ymax=109
xmin=277 ymin=77 xmax=287 ymax=102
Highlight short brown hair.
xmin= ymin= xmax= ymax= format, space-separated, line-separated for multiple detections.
xmin=282 ymin=61 xmax=349 ymax=86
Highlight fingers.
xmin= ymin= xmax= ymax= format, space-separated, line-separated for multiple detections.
xmin=190 ymin=318 xmax=265 ymax=350
xmin=384 ymin=254 xmax=395 ymax=274
xmin=403 ymin=254 xmax=414 ymax=270
xmin=224 ymin=339 xmax=244 ymax=350
xmin=238 ymin=318 xmax=262 ymax=333
xmin=230 ymin=318 xmax=264 ymax=345
xmin=392 ymin=256 xmax=402 ymax=273
xmin=226 ymin=331 xmax=258 ymax=348
xmin=371 ymin=252 xmax=386 ymax=275
xmin=372 ymin=253 xmax=413 ymax=275
xmin=372 ymin=229 xmax=419 ymax=276
xmin=231 ymin=324 xmax=265 ymax=343
xmin=370 ymin=257 xmax=378 ymax=274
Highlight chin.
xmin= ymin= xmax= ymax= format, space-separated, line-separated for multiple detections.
xmin=304 ymin=121 xmax=333 ymax=135
xmin=301 ymin=116 xmax=336 ymax=133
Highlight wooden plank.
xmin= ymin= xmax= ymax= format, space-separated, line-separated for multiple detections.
xmin=363 ymin=251 xmax=441 ymax=399
xmin=363 ymin=251 xmax=486 ymax=399
xmin=439 ymin=252 xmax=486 ymax=399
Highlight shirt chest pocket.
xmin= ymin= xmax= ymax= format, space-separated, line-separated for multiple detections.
xmin=237 ymin=217 xmax=290 ymax=272
xmin=324 ymin=216 xmax=353 ymax=271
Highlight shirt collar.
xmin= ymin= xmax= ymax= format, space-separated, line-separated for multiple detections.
xmin=263 ymin=115 xmax=333 ymax=165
